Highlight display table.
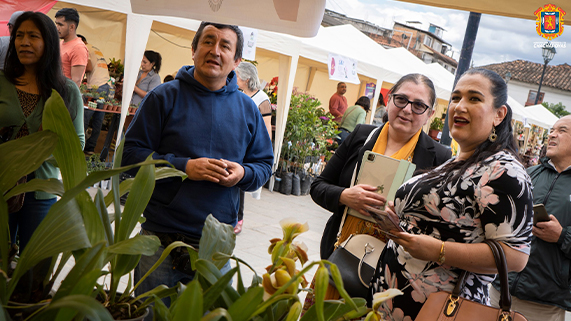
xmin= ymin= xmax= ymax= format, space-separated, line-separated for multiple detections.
xmin=84 ymin=106 xmax=133 ymax=161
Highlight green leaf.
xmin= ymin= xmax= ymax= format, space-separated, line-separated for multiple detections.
xmin=201 ymin=265 xmax=239 ymax=311
xmin=0 ymin=197 xmax=10 ymax=282
xmin=172 ymin=279 xmax=203 ymax=321
xmin=53 ymin=270 xmax=104 ymax=321
xmin=3 ymin=178 xmax=64 ymax=199
xmin=227 ymin=286 xmax=263 ymax=321
xmin=108 ymin=234 xmax=161 ymax=256
xmin=29 ymin=294 xmax=114 ymax=321
xmin=201 ymin=308 xmax=232 ymax=321
xmin=7 ymin=197 xmax=90 ymax=299
xmin=115 ymin=155 xmax=155 ymax=243
xmin=52 ymin=241 xmax=107 ymax=302
xmin=42 ymin=89 xmax=87 ymax=190
xmin=56 ymin=158 xmax=172 ymax=215
xmin=131 ymin=241 xmax=195 ymax=295
xmin=110 ymin=254 xmax=141 ymax=281
xmin=299 ymin=298 xmax=368 ymax=321
xmin=76 ymin=190 xmax=107 ymax=245
xmin=150 ymin=294 xmax=171 ymax=321
xmin=95 ymin=189 xmax=114 ymax=245
xmin=200 ymin=214 xmax=236 ymax=270
xmin=0 ymin=130 xmax=57 ymax=193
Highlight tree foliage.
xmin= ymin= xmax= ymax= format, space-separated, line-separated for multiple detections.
xmin=542 ymin=101 xmax=570 ymax=118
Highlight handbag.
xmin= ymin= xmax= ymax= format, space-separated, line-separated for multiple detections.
xmin=327 ymin=233 xmax=385 ymax=298
xmin=7 ymin=176 xmax=27 ymax=214
xmin=416 ymin=239 xmax=528 ymax=321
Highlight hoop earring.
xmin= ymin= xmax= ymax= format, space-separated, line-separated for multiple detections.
xmin=489 ymin=127 xmax=497 ymax=142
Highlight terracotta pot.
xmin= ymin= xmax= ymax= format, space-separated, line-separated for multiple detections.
xmin=116 ymin=106 xmax=121 ymax=113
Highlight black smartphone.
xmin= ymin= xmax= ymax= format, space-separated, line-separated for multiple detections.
xmin=533 ymin=204 xmax=550 ymax=226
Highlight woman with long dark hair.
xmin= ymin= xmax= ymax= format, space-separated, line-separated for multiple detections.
xmin=131 ymin=50 xmax=162 ymax=106
xmin=369 ymin=69 xmax=533 ymax=320
xmin=0 ymin=11 xmax=84 ymax=252
xmin=303 ymin=74 xmax=451 ymax=311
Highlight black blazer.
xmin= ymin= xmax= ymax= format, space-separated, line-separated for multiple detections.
xmin=311 ymin=124 xmax=452 ymax=259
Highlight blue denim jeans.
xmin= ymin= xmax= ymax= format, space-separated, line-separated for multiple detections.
xmin=9 ymin=191 xmax=56 ymax=252
xmin=134 ymin=229 xmax=231 ymax=320
xmin=83 ymin=84 xmax=110 ymax=152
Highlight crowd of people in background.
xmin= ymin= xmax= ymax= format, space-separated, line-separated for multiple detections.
xmin=1 ymin=7 xmax=570 ymax=321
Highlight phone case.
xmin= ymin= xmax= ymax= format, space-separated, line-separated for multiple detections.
xmin=347 ymin=151 xmax=415 ymax=225
xmin=533 ymin=203 xmax=550 ymax=226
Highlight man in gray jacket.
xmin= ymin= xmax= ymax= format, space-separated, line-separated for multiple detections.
xmin=491 ymin=115 xmax=571 ymax=321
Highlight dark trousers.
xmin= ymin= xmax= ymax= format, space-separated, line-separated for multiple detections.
xmin=336 ymin=128 xmax=351 ymax=145
xmin=83 ymin=84 xmax=110 ymax=152
xmin=9 ymin=191 xmax=56 ymax=252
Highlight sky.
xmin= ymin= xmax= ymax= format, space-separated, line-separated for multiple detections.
xmin=326 ymin=0 xmax=570 ymax=67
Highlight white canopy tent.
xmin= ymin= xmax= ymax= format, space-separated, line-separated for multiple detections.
xmin=524 ymin=104 xmax=559 ymax=129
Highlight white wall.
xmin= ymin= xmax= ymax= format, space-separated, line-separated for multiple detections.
xmin=508 ymin=80 xmax=571 ymax=111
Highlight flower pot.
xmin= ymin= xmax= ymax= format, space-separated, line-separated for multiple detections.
xmin=117 ymin=106 xmax=122 ymax=113
xmin=273 ymin=177 xmax=281 ymax=192
xmin=291 ymin=173 xmax=300 ymax=196
xmin=299 ymin=174 xmax=314 ymax=195
xmin=280 ymin=172 xmax=293 ymax=195
xmin=7 ymin=301 xmax=48 ymax=320
xmin=97 ymin=291 xmax=150 ymax=321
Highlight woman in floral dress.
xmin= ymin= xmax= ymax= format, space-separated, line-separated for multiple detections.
xmin=370 ymin=68 xmax=534 ymax=320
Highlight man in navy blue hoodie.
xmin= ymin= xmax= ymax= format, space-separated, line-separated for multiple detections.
xmin=123 ymin=22 xmax=273 ymax=303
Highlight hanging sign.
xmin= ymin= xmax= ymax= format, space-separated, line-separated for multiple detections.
xmin=239 ymin=26 xmax=258 ymax=61
xmin=327 ymin=53 xmax=359 ymax=84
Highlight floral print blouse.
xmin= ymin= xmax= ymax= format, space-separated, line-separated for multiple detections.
xmin=370 ymin=150 xmax=533 ymax=321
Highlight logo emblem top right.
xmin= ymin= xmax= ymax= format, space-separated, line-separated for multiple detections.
xmin=535 ymin=4 xmax=566 ymax=40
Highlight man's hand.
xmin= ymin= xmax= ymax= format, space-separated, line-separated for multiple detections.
xmin=218 ymin=159 xmax=245 ymax=187
xmin=185 ymin=158 xmax=229 ymax=183
xmin=533 ymin=215 xmax=563 ymax=243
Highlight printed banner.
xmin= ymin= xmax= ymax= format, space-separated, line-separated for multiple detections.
xmin=327 ymin=53 xmax=359 ymax=84
xmin=240 ymin=26 xmax=258 ymax=61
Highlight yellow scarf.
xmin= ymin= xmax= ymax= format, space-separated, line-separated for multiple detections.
xmin=371 ymin=122 xmax=421 ymax=161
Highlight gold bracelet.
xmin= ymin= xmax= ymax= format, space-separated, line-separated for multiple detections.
xmin=437 ymin=241 xmax=446 ymax=265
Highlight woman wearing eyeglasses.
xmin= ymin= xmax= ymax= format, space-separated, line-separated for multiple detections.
xmin=304 ymin=74 xmax=451 ymax=307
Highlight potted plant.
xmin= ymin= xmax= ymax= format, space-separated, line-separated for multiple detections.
xmin=108 ymin=58 xmax=124 ymax=80
xmin=144 ymin=217 xmax=369 ymax=321
xmin=0 ymin=90 xmax=187 ymax=320
xmin=278 ymin=90 xmax=337 ymax=195
xmin=428 ymin=116 xmax=444 ymax=141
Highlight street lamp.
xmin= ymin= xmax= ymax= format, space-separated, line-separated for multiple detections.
xmin=534 ymin=43 xmax=556 ymax=105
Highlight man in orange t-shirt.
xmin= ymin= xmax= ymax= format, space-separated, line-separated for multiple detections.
xmin=329 ymin=82 xmax=348 ymax=123
xmin=55 ymin=8 xmax=88 ymax=87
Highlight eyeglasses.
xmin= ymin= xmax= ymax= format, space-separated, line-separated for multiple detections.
xmin=390 ymin=94 xmax=430 ymax=115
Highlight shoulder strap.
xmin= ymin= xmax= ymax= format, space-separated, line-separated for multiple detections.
xmin=339 ymin=106 xmax=358 ymax=127
xmin=452 ymin=240 xmax=512 ymax=314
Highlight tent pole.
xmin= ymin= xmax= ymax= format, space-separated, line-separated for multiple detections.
xmin=440 ymin=11 xmax=481 ymax=146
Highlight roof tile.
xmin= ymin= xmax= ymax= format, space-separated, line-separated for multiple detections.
xmin=479 ymin=60 xmax=571 ymax=92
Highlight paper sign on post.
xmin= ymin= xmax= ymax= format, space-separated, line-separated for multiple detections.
xmin=328 ymin=53 xmax=359 ymax=84
xmin=239 ymin=26 xmax=258 ymax=61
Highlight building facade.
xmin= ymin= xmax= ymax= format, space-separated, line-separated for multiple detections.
xmin=481 ymin=60 xmax=571 ymax=110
